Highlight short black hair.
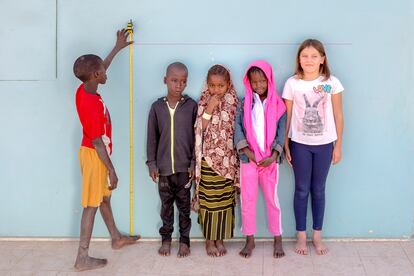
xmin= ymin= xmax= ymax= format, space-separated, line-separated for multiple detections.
xmin=73 ymin=54 xmax=103 ymax=82
xmin=247 ymin=66 xmax=266 ymax=81
xmin=166 ymin=62 xmax=188 ymax=76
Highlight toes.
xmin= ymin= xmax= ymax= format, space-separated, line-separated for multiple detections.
xmin=177 ymin=251 xmax=189 ymax=258
xmin=274 ymin=252 xmax=285 ymax=258
xmin=159 ymin=250 xmax=170 ymax=256
xmin=239 ymin=251 xmax=251 ymax=258
xmin=295 ymin=248 xmax=307 ymax=255
xmin=130 ymin=235 xmax=141 ymax=241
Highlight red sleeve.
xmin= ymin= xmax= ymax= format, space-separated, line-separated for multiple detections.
xmin=82 ymin=99 xmax=105 ymax=141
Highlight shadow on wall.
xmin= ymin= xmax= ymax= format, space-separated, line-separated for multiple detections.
xmin=70 ymin=123 xmax=82 ymax=236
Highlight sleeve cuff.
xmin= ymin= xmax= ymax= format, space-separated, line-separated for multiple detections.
xmin=273 ymin=144 xmax=283 ymax=164
xmin=146 ymin=161 xmax=157 ymax=172
xmin=236 ymin=139 xmax=249 ymax=153
xmin=273 ymin=144 xmax=283 ymax=154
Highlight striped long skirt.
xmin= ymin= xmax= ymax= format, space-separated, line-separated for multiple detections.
xmin=198 ymin=158 xmax=235 ymax=240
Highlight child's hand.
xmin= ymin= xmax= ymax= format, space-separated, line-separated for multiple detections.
xmin=284 ymin=139 xmax=292 ymax=167
xmin=205 ymin=95 xmax=220 ymax=114
xmin=332 ymin=144 xmax=342 ymax=165
xmin=235 ymin=186 xmax=240 ymax=194
xmin=149 ymin=170 xmax=159 ymax=183
xmin=242 ymin=147 xmax=256 ymax=163
xmin=103 ymin=29 xmax=133 ymax=69
xmin=115 ymin=29 xmax=133 ymax=50
xmin=258 ymin=151 xmax=278 ymax=167
xmin=188 ymin=169 xmax=195 ymax=180
xmin=109 ymin=169 xmax=118 ymax=190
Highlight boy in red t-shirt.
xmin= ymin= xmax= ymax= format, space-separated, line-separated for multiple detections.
xmin=73 ymin=29 xmax=139 ymax=272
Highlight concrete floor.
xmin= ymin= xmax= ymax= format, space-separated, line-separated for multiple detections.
xmin=0 ymin=240 xmax=413 ymax=275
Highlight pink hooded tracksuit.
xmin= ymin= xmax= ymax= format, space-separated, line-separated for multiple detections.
xmin=235 ymin=60 xmax=286 ymax=236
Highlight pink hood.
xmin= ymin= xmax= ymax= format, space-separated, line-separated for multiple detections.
xmin=243 ymin=60 xmax=286 ymax=161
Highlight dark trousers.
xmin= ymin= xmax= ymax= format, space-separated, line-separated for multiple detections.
xmin=290 ymin=141 xmax=333 ymax=231
xmin=158 ymin=172 xmax=191 ymax=246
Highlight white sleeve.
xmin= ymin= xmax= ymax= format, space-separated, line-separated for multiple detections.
xmin=282 ymin=78 xmax=294 ymax=100
xmin=332 ymin=76 xmax=344 ymax=94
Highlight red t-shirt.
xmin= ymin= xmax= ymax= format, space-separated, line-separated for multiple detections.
xmin=75 ymin=84 xmax=112 ymax=154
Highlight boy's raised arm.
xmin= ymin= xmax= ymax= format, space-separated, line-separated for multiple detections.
xmin=103 ymin=29 xmax=132 ymax=70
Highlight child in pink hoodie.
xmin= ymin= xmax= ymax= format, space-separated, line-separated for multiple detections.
xmin=234 ymin=60 xmax=286 ymax=258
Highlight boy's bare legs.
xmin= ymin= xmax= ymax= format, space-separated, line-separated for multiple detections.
xmin=205 ymin=240 xmax=219 ymax=257
xmin=239 ymin=235 xmax=255 ymax=258
xmin=273 ymin=235 xmax=285 ymax=258
xmin=215 ymin=240 xmax=227 ymax=256
xmin=74 ymin=207 xmax=107 ymax=271
xmin=312 ymin=230 xmax=328 ymax=255
xmin=295 ymin=231 xmax=308 ymax=255
xmin=99 ymin=196 xmax=140 ymax=249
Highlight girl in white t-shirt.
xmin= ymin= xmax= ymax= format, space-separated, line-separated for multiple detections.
xmin=282 ymin=39 xmax=344 ymax=256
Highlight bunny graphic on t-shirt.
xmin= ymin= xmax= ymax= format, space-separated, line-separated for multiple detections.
xmin=302 ymin=94 xmax=324 ymax=135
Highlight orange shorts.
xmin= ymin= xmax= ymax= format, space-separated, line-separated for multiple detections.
xmin=79 ymin=146 xmax=112 ymax=207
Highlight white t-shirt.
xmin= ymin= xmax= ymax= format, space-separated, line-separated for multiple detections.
xmin=252 ymin=93 xmax=266 ymax=152
xmin=282 ymin=75 xmax=344 ymax=145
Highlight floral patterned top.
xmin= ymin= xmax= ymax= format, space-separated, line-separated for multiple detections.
xmin=194 ymin=84 xmax=239 ymax=194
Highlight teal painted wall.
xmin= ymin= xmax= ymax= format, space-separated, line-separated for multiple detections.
xmin=1 ymin=0 xmax=413 ymax=238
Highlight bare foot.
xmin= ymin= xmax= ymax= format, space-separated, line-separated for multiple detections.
xmin=215 ymin=240 xmax=227 ymax=256
xmin=273 ymin=236 xmax=285 ymax=258
xmin=158 ymin=241 xmax=171 ymax=256
xmin=294 ymin=231 xmax=308 ymax=255
xmin=74 ymin=255 xmax=107 ymax=272
xmin=205 ymin=240 xmax=219 ymax=257
xmin=313 ymin=230 xmax=328 ymax=255
xmin=177 ymin=243 xmax=190 ymax=258
xmin=112 ymin=235 xmax=140 ymax=250
xmin=239 ymin=235 xmax=255 ymax=258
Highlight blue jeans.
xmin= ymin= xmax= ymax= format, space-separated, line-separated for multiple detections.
xmin=290 ymin=141 xmax=333 ymax=231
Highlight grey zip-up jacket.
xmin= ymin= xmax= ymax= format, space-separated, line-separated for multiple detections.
xmin=146 ymin=95 xmax=197 ymax=176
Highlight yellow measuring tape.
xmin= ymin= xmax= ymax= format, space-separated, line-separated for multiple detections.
xmin=126 ymin=20 xmax=134 ymax=236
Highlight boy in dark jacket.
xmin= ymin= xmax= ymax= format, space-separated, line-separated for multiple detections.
xmin=146 ymin=62 xmax=197 ymax=258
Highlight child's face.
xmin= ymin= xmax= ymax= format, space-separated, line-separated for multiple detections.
xmin=164 ymin=68 xmax=188 ymax=98
xmin=208 ymin=75 xmax=229 ymax=98
xmin=95 ymin=63 xmax=107 ymax=84
xmin=249 ymin=71 xmax=268 ymax=97
xmin=299 ymin=46 xmax=325 ymax=75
